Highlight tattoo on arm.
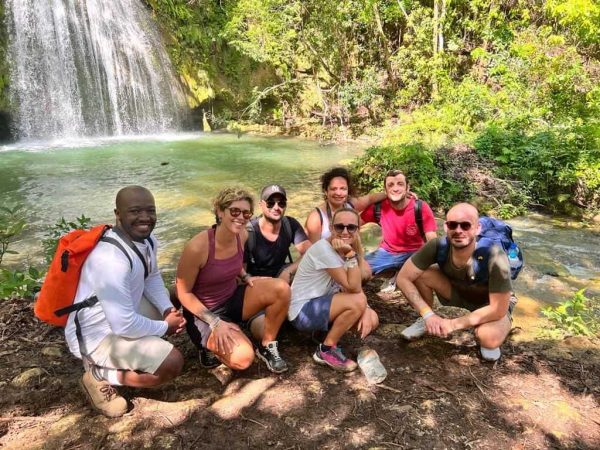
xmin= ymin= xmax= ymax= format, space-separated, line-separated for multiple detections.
xmin=199 ymin=309 xmax=218 ymax=324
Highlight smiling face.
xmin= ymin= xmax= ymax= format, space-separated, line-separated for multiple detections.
xmin=261 ymin=194 xmax=286 ymax=223
xmin=444 ymin=203 xmax=480 ymax=249
xmin=218 ymin=199 xmax=253 ymax=234
xmin=330 ymin=210 xmax=359 ymax=244
xmin=384 ymin=173 xmax=409 ymax=205
xmin=114 ymin=187 xmax=156 ymax=242
xmin=325 ymin=176 xmax=349 ymax=208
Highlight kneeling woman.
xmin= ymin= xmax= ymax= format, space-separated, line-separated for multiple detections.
xmin=289 ymin=207 xmax=379 ymax=372
xmin=176 ymin=187 xmax=290 ymax=373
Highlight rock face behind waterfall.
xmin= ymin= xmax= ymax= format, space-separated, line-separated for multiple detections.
xmin=5 ymin=0 xmax=188 ymax=140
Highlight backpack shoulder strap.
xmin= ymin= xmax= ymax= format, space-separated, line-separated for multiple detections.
xmin=282 ymin=217 xmax=294 ymax=263
xmin=315 ymin=207 xmax=323 ymax=227
xmin=111 ymin=227 xmax=150 ymax=278
xmin=436 ymin=237 xmax=450 ymax=268
xmin=245 ymin=218 xmax=257 ymax=265
xmin=414 ymin=199 xmax=426 ymax=240
xmin=374 ymin=201 xmax=382 ymax=225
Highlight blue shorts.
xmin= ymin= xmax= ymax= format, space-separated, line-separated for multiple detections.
xmin=290 ymin=294 xmax=334 ymax=332
xmin=365 ymin=248 xmax=414 ymax=274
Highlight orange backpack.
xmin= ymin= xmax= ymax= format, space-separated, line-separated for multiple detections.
xmin=34 ymin=224 xmax=152 ymax=327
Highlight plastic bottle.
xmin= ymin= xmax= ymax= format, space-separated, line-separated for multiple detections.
xmin=357 ymin=347 xmax=387 ymax=384
xmin=507 ymin=242 xmax=520 ymax=270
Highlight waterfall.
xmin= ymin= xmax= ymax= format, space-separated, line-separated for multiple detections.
xmin=5 ymin=0 xmax=188 ymax=140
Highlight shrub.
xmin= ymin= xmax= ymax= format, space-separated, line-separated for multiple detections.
xmin=541 ymin=289 xmax=600 ymax=338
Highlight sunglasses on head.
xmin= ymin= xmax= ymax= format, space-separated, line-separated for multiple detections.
xmin=265 ymin=199 xmax=287 ymax=209
xmin=333 ymin=223 xmax=359 ymax=233
xmin=227 ymin=207 xmax=253 ymax=220
xmin=445 ymin=220 xmax=472 ymax=231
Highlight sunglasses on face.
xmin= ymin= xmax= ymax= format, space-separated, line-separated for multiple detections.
xmin=333 ymin=223 xmax=359 ymax=233
xmin=265 ymin=199 xmax=287 ymax=209
xmin=227 ymin=207 xmax=253 ymax=220
xmin=445 ymin=221 xmax=473 ymax=231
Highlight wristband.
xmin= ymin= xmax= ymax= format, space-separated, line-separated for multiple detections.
xmin=422 ymin=311 xmax=435 ymax=320
xmin=419 ymin=306 xmax=432 ymax=317
xmin=344 ymin=257 xmax=358 ymax=269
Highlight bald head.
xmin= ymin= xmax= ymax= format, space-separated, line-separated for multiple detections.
xmin=114 ymin=186 xmax=157 ymax=242
xmin=115 ymin=185 xmax=154 ymax=210
xmin=446 ymin=203 xmax=479 ymax=223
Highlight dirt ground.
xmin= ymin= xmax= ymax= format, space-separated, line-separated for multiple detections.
xmin=1 ymin=283 xmax=599 ymax=450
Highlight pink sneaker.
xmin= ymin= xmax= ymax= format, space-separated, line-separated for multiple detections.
xmin=313 ymin=344 xmax=357 ymax=372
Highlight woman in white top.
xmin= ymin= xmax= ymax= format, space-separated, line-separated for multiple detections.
xmin=290 ymin=207 xmax=379 ymax=372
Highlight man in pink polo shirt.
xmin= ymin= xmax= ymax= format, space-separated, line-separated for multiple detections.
xmin=361 ymin=170 xmax=438 ymax=291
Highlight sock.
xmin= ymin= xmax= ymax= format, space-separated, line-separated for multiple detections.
xmin=320 ymin=344 xmax=332 ymax=352
xmin=92 ymin=366 xmax=123 ymax=386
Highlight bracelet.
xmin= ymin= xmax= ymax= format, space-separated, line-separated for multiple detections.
xmin=208 ymin=317 xmax=221 ymax=330
xmin=422 ymin=311 xmax=435 ymax=320
xmin=345 ymin=257 xmax=358 ymax=269
xmin=419 ymin=306 xmax=432 ymax=317
xmin=241 ymin=273 xmax=250 ymax=282
xmin=344 ymin=251 xmax=356 ymax=260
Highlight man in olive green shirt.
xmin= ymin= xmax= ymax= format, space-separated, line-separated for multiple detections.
xmin=396 ymin=203 xmax=514 ymax=361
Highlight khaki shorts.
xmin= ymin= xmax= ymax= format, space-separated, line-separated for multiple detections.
xmin=87 ymin=297 xmax=173 ymax=374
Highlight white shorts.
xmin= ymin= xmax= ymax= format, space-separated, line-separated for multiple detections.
xmin=87 ymin=297 xmax=173 ymax=374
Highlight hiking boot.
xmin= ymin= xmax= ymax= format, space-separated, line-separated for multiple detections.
xmin=313 ymin=344 xmax=357 ymax=372
xmin=256 ymin=341 xmax=289 ymax=373
xmin=400 ymin=317 xmax=427 ymax=341
xmin=379 ymin=274 xmax=397 ymax=293
xmin=480 ymin=346 xmax=501 ymax=362
xmin=80 ymin=371 xmax=128 ymax=418
xmin=199 ymin=348 xmax=220 ymax=369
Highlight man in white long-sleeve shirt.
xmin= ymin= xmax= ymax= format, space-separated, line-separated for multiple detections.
xmin=65 ymin=186 xmax=185 ymax=417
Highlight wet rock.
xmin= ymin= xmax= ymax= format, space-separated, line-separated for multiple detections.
xmin=11 ymin=367 xmax=45 ymax=387
xmin=41 ymin=346 xmax=62 ymax=358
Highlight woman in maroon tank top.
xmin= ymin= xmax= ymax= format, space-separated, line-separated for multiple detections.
xmin=176 ymin=187 xmax=290 ymax=374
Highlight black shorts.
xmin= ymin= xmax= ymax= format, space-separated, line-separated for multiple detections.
xmin=187 ymin=284 xmax=247 ymax=349
xmin=438 ymin=289 xmax=518 ymax=321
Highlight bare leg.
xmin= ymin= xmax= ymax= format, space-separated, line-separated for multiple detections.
xmin=324 ymin=292 xmax=366 ymax=346
xmin=242 ymin=278 xmax=290 ymax=346
xmin=118 ymin=348 xmax=184 ymax=387
xmin=206 ymin=330 xmax=255 ymax=371
xmin=412 ymin=266 xmax=453 ymax=307
xmin=474 ymin=314 xmax=512 ymax=349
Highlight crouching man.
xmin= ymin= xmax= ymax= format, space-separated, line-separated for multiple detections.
xmin=64 ymin=186 xmax=185 ymax=417
xmin=397 ymin=203 xmax=515 ymax=361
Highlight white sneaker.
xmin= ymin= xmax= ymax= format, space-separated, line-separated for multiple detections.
xmin=400 ymin=317 xmax=427 ymax=341
xmin=379 ymin=274 xmax=397 ymax=293
xmin=480 ymin=346 xmax=501 ymax=361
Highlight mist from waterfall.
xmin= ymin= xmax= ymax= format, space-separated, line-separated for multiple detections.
xmin=5 ymin=0 xmax=188 ymax=140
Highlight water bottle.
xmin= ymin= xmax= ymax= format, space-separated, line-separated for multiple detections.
xmin=507 ymin=242 xmax=520 ymax=270
xmin=357 ymin=347 xmax=387 ymax=385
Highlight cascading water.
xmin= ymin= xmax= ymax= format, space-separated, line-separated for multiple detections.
xmin=5 ymin=0 xmax=188 ymax=140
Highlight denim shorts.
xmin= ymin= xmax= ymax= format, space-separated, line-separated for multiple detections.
xmin=290 ymin=294 xmax=334 ymax=332
xmin=365 ymin=248 xmax=414 ymax=274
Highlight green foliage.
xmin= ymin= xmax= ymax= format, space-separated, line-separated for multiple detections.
xmin=0 ymin=266 xmax=41 ymax=300
xmin=0 ymin=204 xmax=41 ymax=300
xmin=42 ymin=215 xmax=92 ymax=265
xmin=541 ymin=289 xmax=600 ymax=338
xmin=0 ymin=205 xmax=26 ymax=267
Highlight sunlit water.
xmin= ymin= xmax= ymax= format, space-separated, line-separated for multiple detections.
xmin=1 ymin=133 xmax=598 ymax=306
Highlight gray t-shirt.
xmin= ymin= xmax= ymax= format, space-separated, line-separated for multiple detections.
xmin=289 ymin=239 xmax=343 ymax=320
